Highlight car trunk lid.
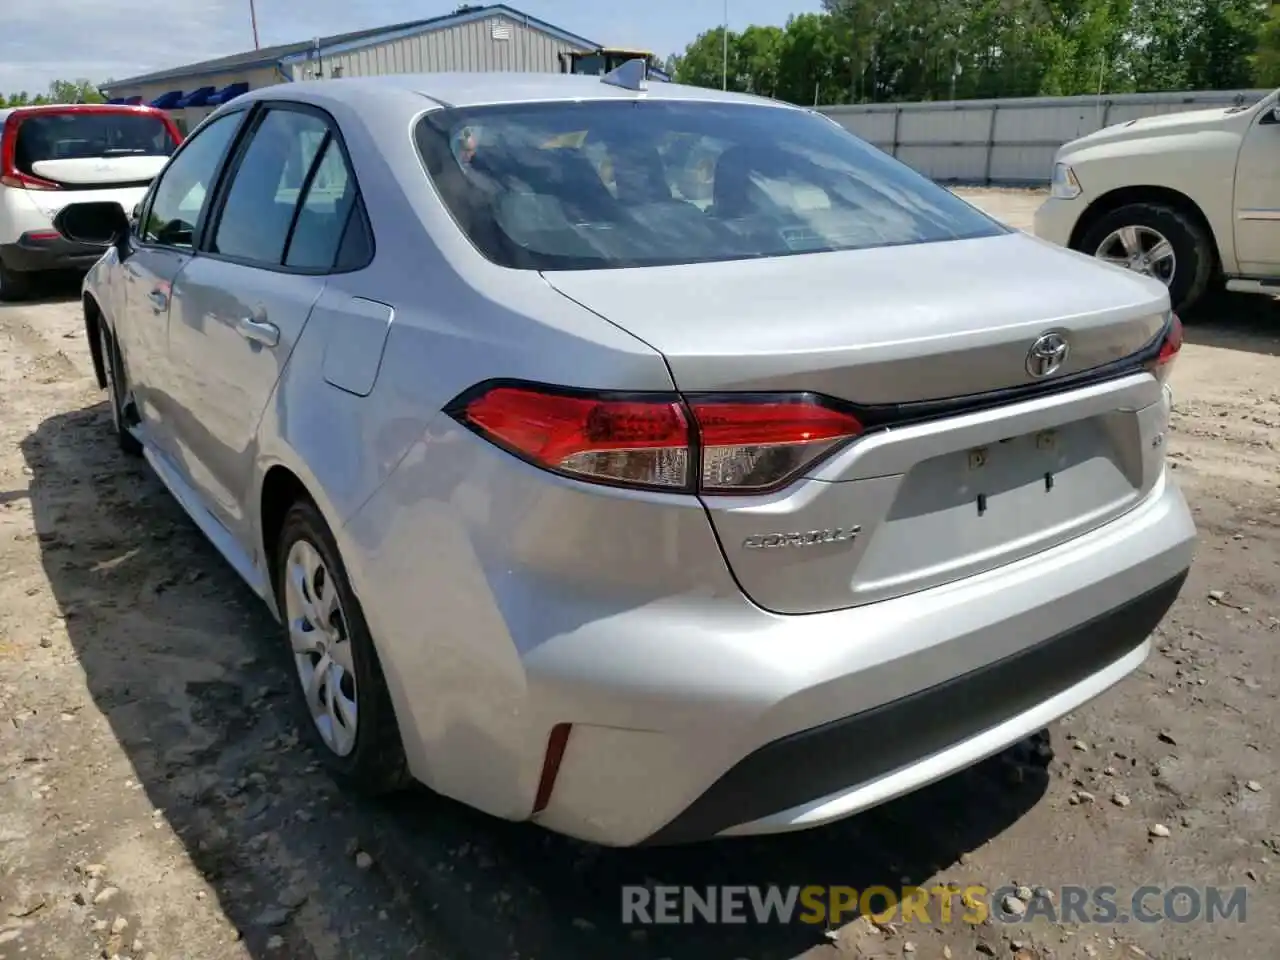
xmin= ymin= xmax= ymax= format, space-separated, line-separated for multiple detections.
xmin=542 ymin=230 xmax=1174 ymax=614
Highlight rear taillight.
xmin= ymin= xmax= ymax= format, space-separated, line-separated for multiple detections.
xmin=690 ymin=397 xmax=863 ymax=493
xmin=0 ymin=113 xmax=57 ymax=190
xmin=458 ymin=385 xmax=691 ymax=491
xmin=1146 ymin=313 xmax=1183 ymax=384
xmin=451 ymin=384 xmax=863 ymax=495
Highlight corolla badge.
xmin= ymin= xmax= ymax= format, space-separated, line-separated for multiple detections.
xmin=742 ymin=526 xmax=861 ymax=550
xmin=1025 ymin=332 xmax=1070 ymax=378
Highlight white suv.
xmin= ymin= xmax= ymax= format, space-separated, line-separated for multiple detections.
xmin=0 ymin=103 xmax=181 ymax=300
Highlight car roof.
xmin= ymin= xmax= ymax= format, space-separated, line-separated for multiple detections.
xmin=239 ymin=73 xmax=798 ymax=113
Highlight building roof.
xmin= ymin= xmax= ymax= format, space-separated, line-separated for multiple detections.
xmin=101 ymin=4 xmax=598 ymax=92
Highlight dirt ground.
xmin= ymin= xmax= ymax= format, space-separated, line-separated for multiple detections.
xmin=0 ymin=188 xmax=1276 ymax=960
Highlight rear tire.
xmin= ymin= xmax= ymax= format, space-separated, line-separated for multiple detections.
xmin=1078 ymin=202 xmax=1214 ymax=315
xmin=274 ymin=499 xmax=410 ymax=796
xmin=99 ymin=325 xmax=142 ymax=457
xmin=0 ymin=262 xmax=32 ymax=302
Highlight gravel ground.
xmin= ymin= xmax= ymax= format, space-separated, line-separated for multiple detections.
xmin=0 ymin=188 xmax=1276 ymax=960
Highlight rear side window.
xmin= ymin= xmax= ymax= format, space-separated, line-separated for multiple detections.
xmin=14 ymin=110 xmax=177 ymax=176
xmin=210 ymin=106 xmax=364 ymax=272
xmin=415 ymin=101 xmax=1005 ymax=271
xmin=285 ymin=139 xmax=357 ymax=269
xmin=213 ymin=108 xmax=331 ymax=265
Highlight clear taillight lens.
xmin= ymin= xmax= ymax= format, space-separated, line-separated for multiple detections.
xmin=452 ymin=385 xmax=863 ymax=495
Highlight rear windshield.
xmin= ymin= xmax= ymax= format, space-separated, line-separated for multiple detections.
xmin=14 ymin=111 xmax=177 ymax=175
xmin=414 ymin=100 xmax=1005 ymax=271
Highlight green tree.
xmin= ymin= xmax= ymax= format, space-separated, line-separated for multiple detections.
xmin=674 ymin=0 xmax=1267 ymax=104
xmin=46 ymin=79 xmax=106 ymax=104
xmin=673 ymin=26 xmax=734 ymax=90
xmin=1186 ymin=0 xmax=1265 ymax=89
xmin=1252 ymin=3 xmax=1280 ymax=84
xmin=4 ymin=79 xmax=105 ymax=107
xmin=736 ymin=25 xmax=786 ymax=96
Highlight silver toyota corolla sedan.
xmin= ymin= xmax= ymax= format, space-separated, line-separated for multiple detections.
xmin=57 ymin=69 xmax=1195 ymax=847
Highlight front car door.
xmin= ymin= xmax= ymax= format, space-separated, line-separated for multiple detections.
xmin=164 ymin=103 xmax=363 ymax=545
xmin=115 ymin=109 xmax=245 ymax=454
xmin=1233 ymin=101 xmax=1280 ymax=275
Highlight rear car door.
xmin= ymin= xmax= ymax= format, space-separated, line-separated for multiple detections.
xmin=114 ymin=109 xmax=245 ymax=452
xmin=165 ymin=103 xmax=364 ymax=546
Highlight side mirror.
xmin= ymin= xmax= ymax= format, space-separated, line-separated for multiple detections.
xmin=52 ymin=201 xmax=130 ymax=248
xmin=1271 ymin=103 xmax=1280 ymax=124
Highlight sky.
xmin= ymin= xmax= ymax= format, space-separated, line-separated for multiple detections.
xmin=0 ymin=0 xmax=824 ymax=96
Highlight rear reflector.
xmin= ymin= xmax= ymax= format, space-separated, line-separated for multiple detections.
xmin=451 ymin=383 xmax=863 ymax=495
xmin=532 ymin=723 xmax=572 ymax=815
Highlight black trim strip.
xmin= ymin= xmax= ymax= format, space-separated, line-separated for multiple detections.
xmin=643 ymin=569 xmax=1188 ymax=845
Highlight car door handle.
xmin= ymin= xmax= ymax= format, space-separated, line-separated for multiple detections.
xmin=235 ymin=316 xmax=280 ymax=347
xmin=147 ymin=289 xmax=168 ymax=310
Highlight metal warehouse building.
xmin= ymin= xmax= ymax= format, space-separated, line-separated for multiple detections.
xmin=100 ymin=3 xmax=599 ymax=132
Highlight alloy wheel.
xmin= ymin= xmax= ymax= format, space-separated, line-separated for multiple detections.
xmin=1094 ymin=225 xmax=1177 ymax=286
xmin=284 ymin=538 xmax=359 ymax=756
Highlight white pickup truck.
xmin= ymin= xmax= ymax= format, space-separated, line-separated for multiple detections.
xmin=1033 ymin=89 xmax=1280 ymax=314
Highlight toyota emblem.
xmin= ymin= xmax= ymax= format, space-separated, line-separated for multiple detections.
xmin=1025 ymin=332 xmax=1070 ymax=378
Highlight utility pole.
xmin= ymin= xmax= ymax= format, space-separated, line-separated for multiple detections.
xmin=721 ymin=0 xmax=728 ymax=90
xmin=249 ymin=0 xmax=260 ymax=50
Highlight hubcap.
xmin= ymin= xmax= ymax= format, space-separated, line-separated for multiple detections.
xmin=284 ymin=539 xmax=358 ymax=757
xmin=1095 ymin=225 xmax=1176 ymax=286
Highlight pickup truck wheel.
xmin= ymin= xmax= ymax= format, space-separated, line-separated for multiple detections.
xmin=1079 ymin=203 xmax=1213 ymax=314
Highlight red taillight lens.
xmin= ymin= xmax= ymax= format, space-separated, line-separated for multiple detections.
xmin=453 ymin=384 xmax=863 ymax=494
xmin=1146 ymin=313 xmax=1183 ymax=384
xmin=0 ymin=172 xmax=58 ymax=190
xmin=690 ymin=397 xmax=863 ymax=492
xmin=459 ymin=386 xmax=691 ymax=490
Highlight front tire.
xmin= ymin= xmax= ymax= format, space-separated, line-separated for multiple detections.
xmin=99 ymin=325 xmax=142 ymax=457
xmin=1078 ymin=202 xmax=1214 ymax=314
xmin=0 ymin=262 xmax=32 ymax=302
xmin=274 ymin=499 xmax=409 ymax=795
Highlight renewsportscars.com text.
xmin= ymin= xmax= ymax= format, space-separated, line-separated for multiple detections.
xmin=621 ymin=884 xmax=1248 ymax=926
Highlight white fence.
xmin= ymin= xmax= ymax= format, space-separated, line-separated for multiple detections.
xmin=818 ymin=89 xmax=1271 ymax=184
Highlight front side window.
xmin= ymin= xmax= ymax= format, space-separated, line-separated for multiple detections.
xmin=415 ymin=101 xmax=1005 ymax=271
xmin=140 ymin=111 xmax=241 ymax=247
xmin=212 ymin=108 xmax=331 ymax=266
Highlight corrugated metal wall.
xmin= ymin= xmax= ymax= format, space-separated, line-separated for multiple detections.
xmin=819 ymin=89 xmax=1271 ymax=184
xmin=300 ymin=14 xmax=590 ymax=80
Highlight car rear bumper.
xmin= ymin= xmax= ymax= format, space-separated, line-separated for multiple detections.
xmin=646 ymin=569 xmax=1184 ymax=843
xmin=527 ymin=477 xmax=1191 ymax=846
xmin=349 ymin=418 xmax=1195 ymax=846
xmin=0 ymin=232 xmax=107 ymax=273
